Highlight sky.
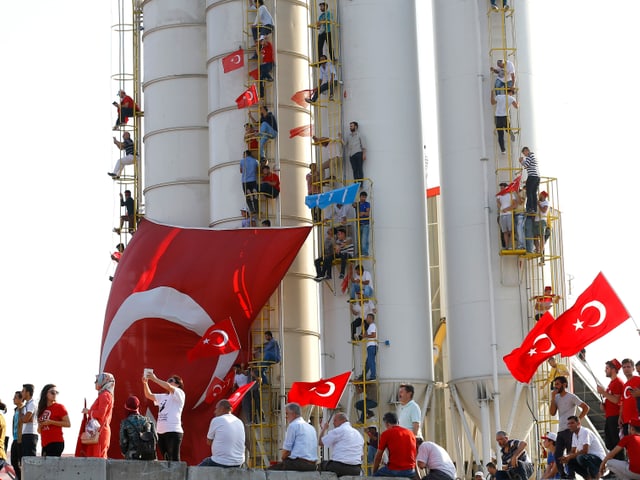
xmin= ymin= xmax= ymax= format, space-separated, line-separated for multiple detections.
xmin=1 ymin=0 xmax=639 ymax=455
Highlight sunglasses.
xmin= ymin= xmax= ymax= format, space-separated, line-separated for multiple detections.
xmin=49 ymin=390 xmax=59 ymax=395
xmin=167 ymin=378 xmax=177 ymax=384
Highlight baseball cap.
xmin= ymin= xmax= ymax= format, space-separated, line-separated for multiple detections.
xmin=475 ymin=472 xmax=484 ymax=478
xmin=259 ymin=35 xmax=265 ymax=41
xmin=541 ymin=432 xmax=557 ymax=442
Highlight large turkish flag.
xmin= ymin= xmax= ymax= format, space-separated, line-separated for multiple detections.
xmin=100 ymin=219 xmax=310 ymax=464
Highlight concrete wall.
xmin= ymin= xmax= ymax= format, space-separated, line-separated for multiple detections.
xmin=24 ymin=457 xmax=390 ymax=480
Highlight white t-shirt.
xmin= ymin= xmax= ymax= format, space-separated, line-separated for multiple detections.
xmin=495 ymin=95 xmax=516 ymax=117
xmin=417 ymin=441 xmax=456 ymax=478
xmin=154 ymin=388 xmax=185 ymax=434
xmin=571 ymin=427 xmax=606 ymax=460
xmin=536 ymin=200 xmax=549 ymax=222
xmin=253 ymin=5 xmax=273 ymax=26
xmin=354 ymin=270 xmax=372 ymax=285
xmin=498 ymin=193 xmax=513 ymax=216
xmin=21 ymin=398 xmax=37 ymax=435
xmin=235 ymin=373 xmax=249 ymax=387
xmin=207 ymin=413 xmax=246 ymax=466
xmin=321 ymin=421 xmax=363 ymax=465
xmin=319 ymin=61 xmax=337 ymax=83
xmin=366 ymin=322 xmax=377 ymax=347
xmin=352 ymin=299 xmax=376 ymax=318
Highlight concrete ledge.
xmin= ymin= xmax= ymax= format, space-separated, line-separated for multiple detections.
xmin=265 ymin=472 xmax=337 ymax=480
xmin=187 ymin=466 xmax=263 ymax=480
xmin=23 ymin=456 xmax=107 ymax=480
xmin=108 ymin=460 xmax=187 ymax=479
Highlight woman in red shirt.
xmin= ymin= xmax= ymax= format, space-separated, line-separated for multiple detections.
xmin=37 ymin=384 xmax=70 ymax=457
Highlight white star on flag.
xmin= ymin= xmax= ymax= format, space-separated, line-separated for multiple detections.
xmin=573 ymin=319 xmax=584 ymax=330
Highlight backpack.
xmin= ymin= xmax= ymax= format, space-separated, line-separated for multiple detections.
xmin=126 ymin=417 xmax=157 ymax=460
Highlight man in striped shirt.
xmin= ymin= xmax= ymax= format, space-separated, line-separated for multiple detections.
xmin=109 ymin=132 xmax=135 ymax=179
xmin=519 ymin=147 xmax=540 ymax=213
xmin=334 ymin=227 xmax=354 ymax=279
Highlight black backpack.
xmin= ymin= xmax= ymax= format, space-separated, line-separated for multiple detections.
xmin=127 ymin=417 xmax=157 ymax=460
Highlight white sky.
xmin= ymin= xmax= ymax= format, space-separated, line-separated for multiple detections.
xmin=1 ymin=0 xmax=639 ymax=454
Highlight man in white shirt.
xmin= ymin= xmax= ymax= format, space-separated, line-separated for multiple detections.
xmin=318 ymin=412 xmax=363 ymax=476
xmin=19 ymin=384 xmax=38 ymax=458
xmin=397 ymin=384 xmax=422 ymax=437
xmin=560 ymin=416 xmax=605 ymax=480
xmin=417 ymin=441 xmax=456 ymax=480
xmin=306 ymin=55 xmax=338 ymax=103
xmin=351 ymin=298 xmax=376 ymax=340
xmin=491 ymin=59 xmax=516 ymax=93
xmin=199 ymin=400 xmax=245 ymax=467
xmin=491 ymin=88 xmax=518 ymax=154
xmin=496 ymin=183 xmax=515 ymax=249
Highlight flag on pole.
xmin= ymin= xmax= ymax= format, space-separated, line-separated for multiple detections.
xmin=228 ymin=381 xmax=256 ymax=411
xmin=496 ymin=175 xmax=522 ymax=196
xmin=545 ymin=272 xmax=630 ymax=357
xmin=205 ymin=368 xmax=236 ymax=404
xmin=288 ymin=371 xmax=351 ymax=408
xmin=235 ymin=85 xmax=258 ymax=109
xmin=305 ymin=183 xmax=360 ymax=210
xmin=503 ymin=312 xmax=559 ymax=383
xmin=222 ymin=48 xmax=245 ymax=73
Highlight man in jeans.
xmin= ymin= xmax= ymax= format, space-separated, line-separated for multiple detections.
xmin=372 ymin=412 xmax=416 ymax=478
xmin=494 ymin=431 xmax=534 ymax=480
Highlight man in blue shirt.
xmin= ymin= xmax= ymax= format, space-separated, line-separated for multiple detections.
xmin=268 ymin=403 xmax=318 ymax=471
xmin=316 ymin=2 xmax=333 ymax=60
xmin=240 ymin=150 xmax=259 ymax=213
xmin=356 ymin=191 xmax=371 ymax=256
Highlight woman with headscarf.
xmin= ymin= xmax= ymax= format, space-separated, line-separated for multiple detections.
xmin=37 ymin=384 xmax=70 ymax=456
xmin=142 ymin=371 xmax=185 ymax=461
xmin=82 ymin=373 xmax=115 ymax=458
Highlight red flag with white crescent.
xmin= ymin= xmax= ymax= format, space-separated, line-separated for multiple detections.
xmin=228 ymin=381 xmax=256 ymax=412
xmin=236 ymin=85 xmax=258 ymax=109
xmin=495 ymin=174 xmax=522 ymax=196
xmin=545 ymin=272 xmax=630 ymax=357
xmin=222 ymin=48 xmax=245 ymax=73
xmin=205 ymin=368 xmax=236 ymax=405
xmin=187 ymin=317 xmax=240 ymax=361
xmin=288 ymin=371 xmax=351 ymax=408
xmin=101 ymin=218 xmax=311 ymax=464
xmin=503 ymin=312 xmax=559 ymax=383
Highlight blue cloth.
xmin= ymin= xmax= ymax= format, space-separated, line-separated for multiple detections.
xmin=305 ymin=183 xmax=359 ymax=210
xmin=374 ymin=466 xmax=415 ymax=478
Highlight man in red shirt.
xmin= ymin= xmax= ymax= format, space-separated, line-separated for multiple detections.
xmin=620 ymin=358 xmax=640 ymax=435
xmin=257 ymin=36 xmax=274 ymax=98
xmin=597 ymin=359 xmax=624 ymax=459
xmin=258 ymin=164 xmax=280 ymax=199
xmin=600 ymin=418 xmax=640 ymax=480
xmin=113 ymin=89 xmax=140 ymax=129
xmin=373 ymin=412 xmax=416 ymax=478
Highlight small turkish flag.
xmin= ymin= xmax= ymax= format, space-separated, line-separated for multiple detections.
xmin=545 ymin=272 xmax=630 ymax=357
xmin=228 ymin=381 xmax=256 ymax=412
xmin=249 ymin=68 xmax=259 ymax=80
xmin=291 ymin=89 xmax=314 ymax=107
xmin=503 ymin=312 xmax=559 ymax=383
xmin=496 ymin=174 xmax=522 ymax=196
xmin=222 ymin=48 xmax=245 ymax=73
xmin=235 ymin=85 xmax=258 ymax=109
xmin=289 ymin=124 xmax=313 ymax=139
xmin=187 ymin=318 xmax=240 ymax=361
xmin=205 ymin=368 xmax=236 ymax=404
xmin=288 ymin=371 xmax=351 ymax=409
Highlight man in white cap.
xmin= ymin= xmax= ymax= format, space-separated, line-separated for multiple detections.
xmin=475 ymin=471 xmax=486 ymax=480
xmin=541 ymin=432 xmax=560 ymax=479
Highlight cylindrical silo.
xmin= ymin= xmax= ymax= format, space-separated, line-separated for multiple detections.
xmin=432 ymin=0 xmax=536 ymax=461
xmin=205 ymin=0 xmax=320 ymax=384
xmin=142 ymin=0 xmax=209 ymax=226
xmin=319 ymin=0 xmax=433 ymax=422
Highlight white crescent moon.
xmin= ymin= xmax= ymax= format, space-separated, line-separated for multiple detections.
xmin=581 ymin=300 xmax=606 ymax=328
xmin=231 ymin=54 xmax=241 ymax=65
xmin=247 ymin=90 xmax=255 ymax=102
xmin=624 ymin=386 xmax=634 ymax=399
xmin=100 ymin=286 xmax=239 ymax=409
xmin=314 ymin=381 xmax=336 ymax=397
xmin=532 ymin=333 xmax=556 ymax=354
xmin=209 ymin=329 xmax=229 ymax=347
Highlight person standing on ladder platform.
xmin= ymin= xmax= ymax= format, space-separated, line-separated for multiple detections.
xmin=315 ymin=1 xmax=333 ymax=61
xmin=109 ymin=132 xmax=135 ymax=179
